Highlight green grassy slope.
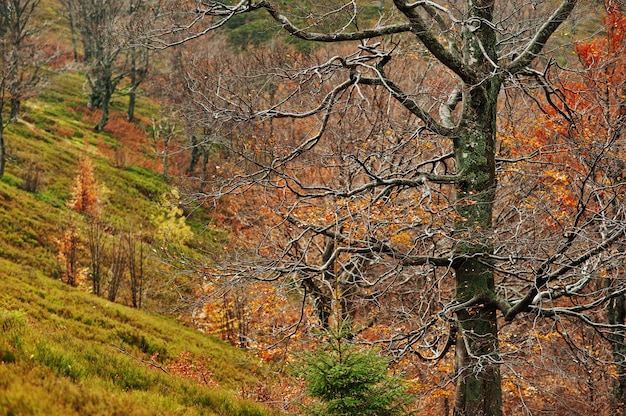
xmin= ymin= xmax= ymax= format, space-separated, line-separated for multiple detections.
xmin=0 ymin=266 xmax=278 ymax=416
xmin=0 ymin=40 xmax=279 ymax=416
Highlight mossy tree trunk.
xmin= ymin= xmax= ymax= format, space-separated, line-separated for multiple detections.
xmin=452 ymin=79 xmax=502 ymax=416
xmin=452 ymin=2 xmax=502 ymax=414
xmin=126 ymin=46 xmax=149 ymax=123
xmin=95 ymin=81 xmax=113 ymax=132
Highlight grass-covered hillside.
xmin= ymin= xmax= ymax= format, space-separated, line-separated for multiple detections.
xmin=0 ymin=269 xmax=278 ymax=416
xmin=0 ymin=38 xmax=280 ymax=416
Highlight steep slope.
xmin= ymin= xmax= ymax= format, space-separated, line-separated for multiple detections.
xmin=0 ymin=267 xmax=277 ymax=416
xmin=0 ymin=45 xmax=279 ymax=416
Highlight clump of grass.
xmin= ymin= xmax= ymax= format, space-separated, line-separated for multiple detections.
xmin=35 ymin=342 xmax=86 ymax=381
xmin=0 ymin=309 xmax=26 ymax=363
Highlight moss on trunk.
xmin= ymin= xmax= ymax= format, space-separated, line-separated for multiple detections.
xmin=452 ymin=68 xmax=502 ymax=415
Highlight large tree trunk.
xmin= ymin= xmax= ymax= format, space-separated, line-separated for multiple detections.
xmin=452 ymin=7 xmax=502 ymax=408
xmin=127 ymin=84 xmax=137 ymax=122
xmin=95 ymin=81 xmax=114 ymax=132
xmin=452 ymin=83 xmax=502 ymax=415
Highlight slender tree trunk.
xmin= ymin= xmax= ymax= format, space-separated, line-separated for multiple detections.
xmin=9 ymin=42 xmax=20 ymax=121
xmin=302 ymin=277 xmax=332 ymax=329
xmin=127 ymin=83 xmax=137 ymax=122
xmin=108 ymin=235 xmax=126 ymax=302
xmin=10 ymin=98 xmax=20 ymax=121
xmin=127 ymin=228 xmax=144 ymax=309
xmin=606 ymin=278 xmax=626 ymax=415
xmin=127 ymin=52 xmax=138 ymax=122
xmin=200 ymin=146 xmax=209 ymax=186
xmin=9 ymin=52 xmax=20 ymax=121
xmin=161 ymin=153 xmax=169 ymax=181
xmin=188 ymin=135 xmax=201 ymax=174
xmin=60 ymin=0 xmax=79 ymax=61
xmin=127 ymin=51 xmax=147 ymax=122
xmin=128 ymin=231 xmax=138 ymax=308
xmin=0 ymin=120 xmax=6 ymax=178
xmin=9 ymin=67 xmax=20 ymax=121
xmin=88 ymin=217 xmax=105 ymax=296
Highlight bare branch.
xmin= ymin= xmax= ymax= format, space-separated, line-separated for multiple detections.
xmin=506 ymin=0 xmax=578 ymax=74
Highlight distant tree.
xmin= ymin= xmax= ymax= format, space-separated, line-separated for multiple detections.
xmin=150 ymin=114 xmax=181 ymax=181
xmin=56 ymin=216 xmax=81 ymax=287
xmin=0 ymin=0 xmax=45 ymax=177
xmin=61 ymin=0 xmax=153 ymax=130
xmin=62 ymin=0 xmax=126 ymax=131
xmin=68 ymin=156 xmax=104 ymax=294
xmin=126 ymin=42 xmax=149 ymax=122
xmin=107 ymin=232 xmax=127 ymax=302
xmin=151 ymin=188 xmax=193 ymax=246
xmin=87 ymin=217 xmax=105 ymax=296
xmin=124 ymin=0 xmax=153 ymax=122
xmin=126 ymin=226 xmax=144 ymax=308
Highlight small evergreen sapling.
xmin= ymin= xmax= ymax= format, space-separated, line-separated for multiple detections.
xmin=294 ymin=323 xmax=415 ymax=416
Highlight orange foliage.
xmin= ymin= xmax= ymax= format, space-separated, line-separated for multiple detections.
xmin=67 ymin=157 xmax=100 ymax=218
xmin=493 ymin=6 xmax=626 ymax=413
xmin=164 ymin=351 xmax=218 ymax=388
xmin=95 ymin=112 xmax=159 ymax=171
xmin=55 ymin=224 xmax=82 ymax=287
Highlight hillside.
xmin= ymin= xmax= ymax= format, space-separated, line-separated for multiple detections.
xmin=0 ymin=31 xmax=280 ymax=416
xmin=0 ymin=267 xmax=278 ymax=415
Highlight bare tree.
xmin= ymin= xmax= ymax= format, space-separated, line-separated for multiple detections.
xmin=127 ymin=226 xmax=145 ymax=309
xmin=126 ymin=42 xmax=149 ymax=122
xmin=62 ymin=0 xmax=126 ymax=131
xmin=0 ymin=0 xmax=44 ymax=176
xmin=150 ymin=1 xmax=626 ymax=415
xmin=87 ymin=217 xmax=106 ymax=296
xmin=108 ymin=233 xmax=127 ymax=302
xmin=61 ymin=0 xmax=154 ymax=131
xmin=150 ymin=113 xmax=181 ymax=181
xmin=125 ymin=0 xmax=153 ymax=122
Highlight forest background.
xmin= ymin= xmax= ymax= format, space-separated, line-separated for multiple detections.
xmin=1 ymin=0 xmax=626 ymax=415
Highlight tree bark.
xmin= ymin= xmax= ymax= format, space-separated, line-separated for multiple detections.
xmin=127 ymin=84 xmax=137 ymax=122
xmin=95 ymin=79 xmax=114 ymax=132
xmin=452 ymin=77 xmax=502 ymax=416
xmin=0 ymin=116 xmax=5 ymax=177
xmin=452 ymin=2 xmax=502 ymax=413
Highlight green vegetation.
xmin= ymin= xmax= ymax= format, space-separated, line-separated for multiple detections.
xmin=0 ymin=267 xmax=279 ymax=415
xmin=294 ymin=324 xmax=414 ymax=416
